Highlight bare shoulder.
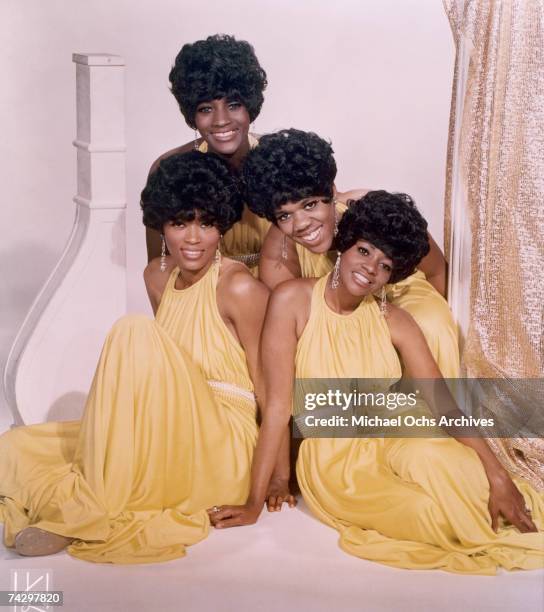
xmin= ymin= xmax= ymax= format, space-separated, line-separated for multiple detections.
xmin=270 ymin=277 xmax=315 ymax=308
xmin=382 ymin=301 xmax=416 ymax=326
xmin=382 ymin=301 xmax=425 ymax=348
xmin=148 ymin=140 xmax=202 ymax=175
xmin=218 ymin=259 xmax=269 ymax=300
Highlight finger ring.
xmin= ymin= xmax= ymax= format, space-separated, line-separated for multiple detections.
xmin=212 ymin=506 xmax=220 ymax=513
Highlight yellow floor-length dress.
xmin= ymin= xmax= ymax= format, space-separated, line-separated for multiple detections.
xmin=295 ymin=275 xmax=544 ymax=574
xmin=199 ymin=136 xmax=270 ymax=274
xmin=0 ymin=262 xmax=257 ymax=564
xmin=294 ymin=203 xmax=460 ymax=377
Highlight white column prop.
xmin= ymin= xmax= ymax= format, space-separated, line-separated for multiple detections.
xmin=3 ymin=54 xmax=127 ymax=425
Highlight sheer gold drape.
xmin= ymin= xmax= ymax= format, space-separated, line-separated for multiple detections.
xmin=443 ymin=0 xmax=544 ymax=489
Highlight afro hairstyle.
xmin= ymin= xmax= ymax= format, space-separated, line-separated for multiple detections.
xmin=335 ymin=190 xmax=430 ymax=283
xmin=141 ymin=150 xmax=243 ymax=235
xmin=169 ymin=34 xmax=267 ymax=128
xmin=242 ymin=128 xmax=337 ymax=222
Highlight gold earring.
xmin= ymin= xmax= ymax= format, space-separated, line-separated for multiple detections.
xmin=380 ymin=286 xmax=387 ymax=315
xmin=281 ymin=234 xmax=288 ymax=260
xmin=331 ymin=252 xmax=341 ymax=289
xmin=160 ymin=235 xmax=167 ymax=272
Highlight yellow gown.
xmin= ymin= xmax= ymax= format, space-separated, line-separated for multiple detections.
xmin=0 ymin=262 xmax=257 ymax=564
xmin=295 ymin=275 xmax=544 ymax=574
xmin=199 ymin=136 xmax=270 ymax=274
xmin=295 ymin=203 xmax=460 ymax=378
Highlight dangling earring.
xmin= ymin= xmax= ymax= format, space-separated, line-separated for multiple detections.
xmin=380 ymin=286 xmax=387 ymax=315
xmin=331 ymin=252 xmax=341 ymax=289
xmin=333 ymin=206 xmax=339 ymax=237
xmin=215 ymin=240 xmax=222 ymax=265
xmin=193 ymin=128 xmax=199 ymax=150
xmin=160 ymin=235 xmax=167 ymax=272
xmin=281 ymin=234 xmax=288 ymax=260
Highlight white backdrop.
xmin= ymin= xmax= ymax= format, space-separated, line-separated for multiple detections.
xmin=0 ymin=0 xmax=454 ymax=421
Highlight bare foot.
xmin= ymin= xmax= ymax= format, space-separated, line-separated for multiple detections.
xmin=15 ymin=527 xmax=73 ymax=557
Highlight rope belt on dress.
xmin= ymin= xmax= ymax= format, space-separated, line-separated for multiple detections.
xmin=206 ymin=379 xmax=256 ymax=403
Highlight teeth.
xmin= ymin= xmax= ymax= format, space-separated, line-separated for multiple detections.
xmin=182 ymin=250 xmax=202 ymax=259
xmin=213 ymin=130 xmax=236 ymax=140
xmin=301 ymin=227 xmax=321 ymax=242
xmin=353 ymin=272 xmax=371 ymax=285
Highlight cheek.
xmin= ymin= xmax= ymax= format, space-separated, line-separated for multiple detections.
xmin=378 ymin=270 xmax=392 ymax=286
xmin=316 ymin=205 xmax=334 ymax=223
xmin=235 ymin=109 xmax=251 ymax=128
xmin=276 ymin=220 xmax=293 ymax=235
xmin=194 ymin=114 xmax=210 ymax=132
xmin=204 ymin=229 xmax=221 ymax=247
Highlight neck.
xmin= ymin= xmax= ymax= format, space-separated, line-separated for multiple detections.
xmin=175 ymin=259 xmax=214 ymax=289
xmin=324 ymin=276 xmax=365 ymax=314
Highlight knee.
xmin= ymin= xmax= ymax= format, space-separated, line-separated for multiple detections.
xmin=388 ymin=438 xmax=469 ymax=479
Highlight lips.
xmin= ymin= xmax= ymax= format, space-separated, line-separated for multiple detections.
xmin=352 ymin=271 xmax=373 ymax=287
xmin=180 ymin=249 xmax=204 ymax=260
xmin=211 ymin=129 xmax=238 ymax=142
xmin=297 ymin=225 xmax=322 ymax=245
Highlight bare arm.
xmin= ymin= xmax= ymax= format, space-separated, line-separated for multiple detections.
xmin=387 ymin=305 xmax=536 ymax=533
xmin=417 ymin=233 xmax=447 ymax=297
xmin=211 ymin=281 xmax=307 ymax=527
xmin=258 ymin=224 xmax=301 ymax=289
xmin=218 ymin=265 xmax=269 ymax=401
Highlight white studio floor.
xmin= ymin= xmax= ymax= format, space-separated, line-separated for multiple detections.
xmin=0 ymin=410 xmax=543 ymax=612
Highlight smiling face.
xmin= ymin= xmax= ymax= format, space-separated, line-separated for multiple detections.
xmin=274 ymin=197 xmax=336 ymax=254
xmin=194 ymin=98 xmax=251 ymax=158
xmin=163 ymin=212 xmax=221 ymax=274
xmin=338 ymin=240 xmax=393 ymax=296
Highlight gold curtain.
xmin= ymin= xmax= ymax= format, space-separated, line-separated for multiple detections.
xmin=443 ymin=0 xmax=544 ymax=489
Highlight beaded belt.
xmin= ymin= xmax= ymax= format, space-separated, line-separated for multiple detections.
xmin=207 ymin=380 xmax=256 ymax=403
xmin=229 ymin=252 xmax=261 ymax=268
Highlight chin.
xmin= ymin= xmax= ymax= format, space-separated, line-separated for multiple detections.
xmin=344 ymin=278 xmax=374 ymax=298
xmin=209 ymin=136 xmax=244 ymax=156
xmin=178 ymin=258 xmax=210 ymax=272
xmin=308 ymin=241 xmax=331 ymax=255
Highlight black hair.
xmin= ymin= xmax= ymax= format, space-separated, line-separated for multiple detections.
xmin=169 ymin=34 xmax=267 ymax=128
xmin=141 ymin=151 xmax=243 ymax=234
xmin=335 ymin=190 xmax=430 ymax=283
xmin=242 ymin=128 xmax=337 ymax=222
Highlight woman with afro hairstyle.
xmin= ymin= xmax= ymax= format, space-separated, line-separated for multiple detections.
xmin=146 ymin=34 xmax=270 ymax=275
xmin=209 ymin=191 xmax=544 ymax=574
xmin=0 ymin=151 xmax=270 ymax=564
xmin=242 ymin=128 xmax=459 ymax=378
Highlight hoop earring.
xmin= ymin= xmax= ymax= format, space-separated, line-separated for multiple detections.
xmin=331 ymin=252 xmax=341 ymax=289
xmin=281 ymin=234 xmax=288 ymax=260
xmin=160 ymin=235 xmax=167 ymax=272
xmin=380 ymin=286 xmax=387 ymax=316
xmin=193 ymin=128 xmax=199 ymax=150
